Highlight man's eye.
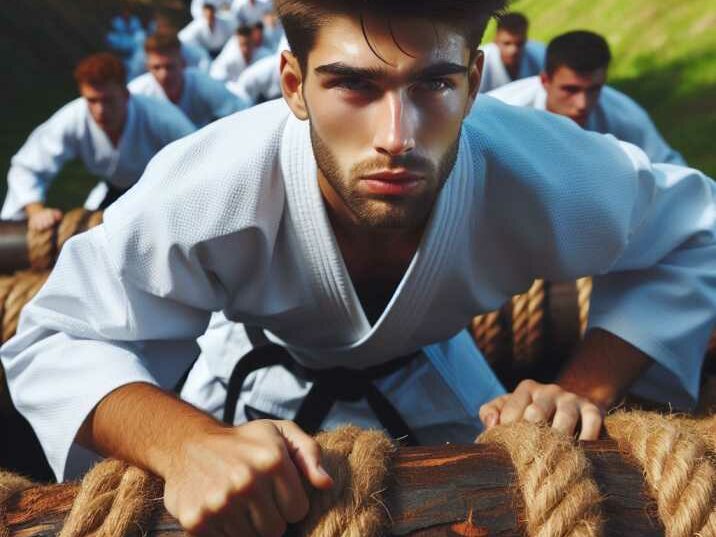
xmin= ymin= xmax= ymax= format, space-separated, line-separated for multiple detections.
xmin=417 ymin=79 xmax=453 ymax=92
xmin=335 ymin=78 xmax=374 ymax=92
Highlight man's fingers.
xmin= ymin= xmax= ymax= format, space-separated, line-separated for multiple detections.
xmin=247 ymin=484 xmax=287 ymax=537
xmin=479 ymin=395 xmax=508 ymax=429
xmin=551 ymin=397 xmax=580 ymax=436
xmin=272 ymin=451 xmax=310 ymax=523
xmin=578 ymin=403 xmax=603 ymax=441
xmin=220 ymin=507 xmax=257 ymax=537
xmin=498 ymin=389 xmax=532 ymax=424
xmin=274 ymin=421 xmax=333 ymax=490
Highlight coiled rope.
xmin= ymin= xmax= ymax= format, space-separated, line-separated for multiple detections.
xmin=1 ymin=415 xmax=714 ymax=537
xmin=26 ymin=209 xmax=102 ymax=271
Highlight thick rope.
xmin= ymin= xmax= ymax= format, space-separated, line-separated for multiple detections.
xmin=58 ymin=460 xmax=162 ymax=537
xmin=470 ymin=310 xmax=503 ymax=365
xmin=0 ymin=271 xmax=49 ymax=344
xmin=575 ymin=278 xmax=592 ymax=337
xmin=605 ymin=411 xmax=716 ymax=537
xmin=511 ymin=279 xmax=545 ymax=367
xmin=0 ymin=471 xmax=33 ymax=537
xmin=25 ymin=210 xmax=102 ymax=271
xmin=478 ymin=422 xmax=603 ymax=537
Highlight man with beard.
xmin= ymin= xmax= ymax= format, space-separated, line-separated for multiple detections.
xmin=487 ymin=30 xmax=686 ymax=165
xmin=129 ymin=33 xmax=247 ymax=128
xmin=3 ymin=2 xmax=715 ymax=536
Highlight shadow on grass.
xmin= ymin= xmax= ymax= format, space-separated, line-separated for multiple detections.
xmin=611 ymin=51 xmax=716 ymax=177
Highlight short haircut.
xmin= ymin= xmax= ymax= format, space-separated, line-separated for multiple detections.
xmin=202 ymin=2 xmax=216 ymax=12
xmin=74 ymin=53 xmax=126 ymax=87
xmin=545 ymin=30 xmax=612 ymax=75
xmin=276 ymin=0 xmax=507 ymax=70
xmin=144 ymin=32 xmax=182 ymax=55
xmin=253 ymin=21 xmax=265 ymax=32
xmin=237 ymin=25 xmax=253 ymax=38
xmin=496 ymin=12 xmax=528 ymax=34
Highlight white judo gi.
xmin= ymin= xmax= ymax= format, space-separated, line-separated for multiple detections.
xmin=1 ymin=95 xmax=195 ymax=221
xmin=3 ymin=97 xmax=715 ymax=482
xmin=128 ymin=68 xmax=247 ymax=128
xmin=210 ymin=38 xmax=273 ymax=83
xmin=478 ymin=41 xmax=545 ymax=93
xmin=232 ymin=0 xmax=272 ymax=27
xmin=227 ymin=37 xmax=286 ymax=104
xmin=487 ymin=76 xmax=686 ymax=165
xmin=179 ymin=16 xmax=235 ymax=57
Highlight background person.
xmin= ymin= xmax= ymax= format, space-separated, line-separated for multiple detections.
xmin=179 ymin=2 xmax=235 ymax=59
xmin=487 ymin=30 xmax=686 ymax=165
xmin=478 ymin=12 xmax=545 ymax=93
xmin=210 ymin=25 xmax=272 ymax=83
xmin=1 ymin=53 xmax=195 ymax=229
xmin=129 ymin=33 xmax=247 ymax=128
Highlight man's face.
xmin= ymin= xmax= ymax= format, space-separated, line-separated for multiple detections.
xmin=80 ymin=82 xmax=129 ymax=133
xmin=238 ymin=34 xmax=254 ymax=60
xmin=297 ymin=14 xmax=480 ymax=230
xmin=251 ymin=26 xmax=264 ymax=47
xmin=494 ymin=29 xmax=526 ymax=70
xmin=147 ymin=51 xmax=185 ymax=97
xmin=203 ymin=7 xmax=216 ymax=27
xmin=541 ymin=66 xmax=606 ymax=127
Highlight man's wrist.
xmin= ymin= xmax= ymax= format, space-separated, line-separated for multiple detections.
xmin=23 ymin=202 xmax=45 ymax=216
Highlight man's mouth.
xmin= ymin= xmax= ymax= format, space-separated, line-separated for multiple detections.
xmin=360 ymin=170 xmax=424 ymax=196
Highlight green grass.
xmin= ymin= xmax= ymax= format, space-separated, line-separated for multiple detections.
xmin=486 ymin=0 xmax=716 ymax=174
xmin=1 ymin=1 xmax=715 ymax=213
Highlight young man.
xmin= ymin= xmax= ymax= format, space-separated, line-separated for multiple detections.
xmin=129 ymin=33 xmax=247 ymax=128
xmin=487 ymin=30 xmax=686 ymax=165
xmin=478 ymin=12 xmax=545 ymax=93
xmin=210 ymin=25 xmax=272 ymax=83
xmin=1 ymin=53 xmax=194 ymax=230
xmin=3 ymin=2 xmax=715 ymax=536
xmin=227 ymin=34 xmax=288 ymax=104
xmin=179 ymin=3 xmax=235 ymax=59
xmin=232 ymin=0 xmax=272 ymax=27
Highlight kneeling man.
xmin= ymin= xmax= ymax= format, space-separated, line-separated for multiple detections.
xmin=3 ymin=2 xmax=714 ymax=537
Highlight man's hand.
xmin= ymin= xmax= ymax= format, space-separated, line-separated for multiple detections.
xmin=25 ymin=203 xmax=62 ymax=231
xmin=478 ymin=380 xmax=605 ymax=440
xmin=161 ymin=420 xmax=333 ymax=537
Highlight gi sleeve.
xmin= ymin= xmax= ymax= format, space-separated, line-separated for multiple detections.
xmin=204 ymin=75 xmax=249 ymax=118
xmin=1 ymin=105 xmax=80 ymax=220
xmin=588 ymin=143 xmax=716 ymax=408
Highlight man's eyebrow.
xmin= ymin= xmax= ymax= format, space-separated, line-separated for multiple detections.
xmin=314 ymin=61 xmax=468 ymax=79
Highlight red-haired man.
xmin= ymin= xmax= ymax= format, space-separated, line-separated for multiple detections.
xmin=2 ymin=53 xmax=194 ymax=230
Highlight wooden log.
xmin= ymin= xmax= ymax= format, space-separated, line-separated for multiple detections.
xmin=0 ymin=221 xmax=29 ymax=274
xmin=6 ymin=441 xmax=663 ymax=537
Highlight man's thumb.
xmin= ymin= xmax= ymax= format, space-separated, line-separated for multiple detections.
xmin=276 ymin=421 xmax=334 ymax=490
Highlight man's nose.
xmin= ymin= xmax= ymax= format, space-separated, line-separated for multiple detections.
xmin=373 ymin=91 xmax=416 ymax=157
xmin=574 ymin=91 xmax=589 ymax=111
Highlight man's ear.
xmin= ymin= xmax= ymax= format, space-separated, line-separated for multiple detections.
xmin=463 ymin=49 xmax=484 ymax=117
xmin=539 ymin=70 xmax=550 ymax=89
xmin=280 ymin=51 xmax=308 ymax=120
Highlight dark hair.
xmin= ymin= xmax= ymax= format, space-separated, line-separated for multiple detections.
xmin=276 ymin=0 xmax=507 ymax=70
xmin=237 ymin=25 xmax=253 ymax=37
xmin=74 ymin=52 xmax=127 ymax=87
xmin=253 ymin=21 xmax=264 ymax=31
xmin=545 ymin=30 xmax=612 ymax=75
xmin=496 ymin=12 xmax=528 ymax=34
xmin=202 ymin=2 xmax=216 ymax=13
xmin=144 ymin=32 xmax=182 ymax=55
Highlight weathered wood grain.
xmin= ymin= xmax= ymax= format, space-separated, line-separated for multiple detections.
xmin=6 ymin=441 xmax=662 ymax=537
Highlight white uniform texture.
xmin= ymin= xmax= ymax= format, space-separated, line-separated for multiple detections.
xmin=210 ymin=38 xmax=272 ymax=82
xmin=1 ymin=95 xmax=195 ymax=220
xmin=478 ymin=40 xmax=545 ymax=93
xmin=487 ymin=76 xmax=686 ymax=165
xmin=3 ymin=97 xmax=715 ymax=481
xmin=128 ymin=68 xmax=247 ymax=128
xmin=227 ymin=53 xmax=282 ymax=104
xmin=179 ymin=17 xmax=235 ymax=56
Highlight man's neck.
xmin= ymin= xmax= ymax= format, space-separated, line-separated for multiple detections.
xmin=165 ymin=75 xmax=185 ymax=104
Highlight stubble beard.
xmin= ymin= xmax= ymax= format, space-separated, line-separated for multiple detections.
xmin=310 ymin=124 xmax=461 ymax=230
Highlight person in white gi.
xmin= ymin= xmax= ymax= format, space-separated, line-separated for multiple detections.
xmin=478 ymin=12 xmax=545 ymax=93
xmin=232 ymin=0 xmax=272 ymax=27
xmin=129 ymin=33 xmax=247 ymax=128
xmin=210 ymin=25 xmax=273 ymax=83
xmin=3 ymin=2 xmax=715 ymax=535
xmin=226 ymin=34 xmax=287 ymax=104
xmin=105 ymin=6 xmax=146 ymax=74
xmin=179 ymin=3 xmax=235 ymax=59
xmin=1 ymin=53 xmax=195 ymax=230
xmin=487 ymin=31 xmax=686 ymax=165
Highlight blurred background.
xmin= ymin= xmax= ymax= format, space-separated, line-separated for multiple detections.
xmin=1 ymin=0 xmax=714 ymax=210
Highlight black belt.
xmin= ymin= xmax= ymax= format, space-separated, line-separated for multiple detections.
xmin=223 ymin=343 xmax=420 ymax=445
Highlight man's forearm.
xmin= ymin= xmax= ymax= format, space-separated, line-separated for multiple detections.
xmin=23 ymin=202 xmax=45 ymax=216
xmin=76 ymin=382 xmax=226 ymax=478
xmin=557 ymin=328 xmax=652 ymax=410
